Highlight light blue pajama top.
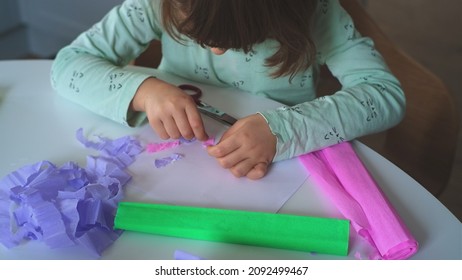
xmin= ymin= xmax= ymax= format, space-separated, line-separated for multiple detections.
xmin=51 ymin=0 xmax=405 ymax=162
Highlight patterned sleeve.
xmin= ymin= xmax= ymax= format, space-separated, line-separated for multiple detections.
xmin=259 ymin=0 xmax=405 ymax=161
xmin=50 ymin=0 xmax=163 ymax=126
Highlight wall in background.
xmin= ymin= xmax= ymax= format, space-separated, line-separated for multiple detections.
xmin=0 ymin=0 xmax=123 ymax=59
xmin=0 ymin=0 xmax=22 ymax=32
xmin=0 ymin=0 xmax=369 ymax=60
xmin=363 ymin=0 xmax=462 ymax=99
xmin=18 ymin=0 xmax=123 ymax=57
xmin=0 ymin=0 xmax=28 ymax=59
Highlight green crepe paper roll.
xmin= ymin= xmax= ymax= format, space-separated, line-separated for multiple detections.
xmin=114 ymin=202 xmax=350 ymax=256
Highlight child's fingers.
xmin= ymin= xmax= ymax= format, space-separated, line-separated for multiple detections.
xmin=173 ymin=109 xmax=196 ymax=140
xmin=149 ymin=118 xmax=169 ymax=140
xmin=214 ymin=146 xmax=246 ymax=169
xmin=185 ymin=105 xmax=208 ymax=141
xmin=162 ymin=116 xmax=182 ymax=139
xmin=229 ymin=158 xmax=255 ymax=178
xmin=246 ymin=162 xmax=269 ymax=180
xmin=228 ymin=160 xmax=269 ymax=179
xmin=207 ymin=136 xmax=240 ymax=158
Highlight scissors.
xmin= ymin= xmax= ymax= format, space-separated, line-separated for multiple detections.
xmin=178 ymin=84 xmax=238 ymax=126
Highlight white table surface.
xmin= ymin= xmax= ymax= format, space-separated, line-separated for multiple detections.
xmin=0 ymin=60 xmax=460 ymax=260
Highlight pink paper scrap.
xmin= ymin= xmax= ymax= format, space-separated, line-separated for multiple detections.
xmin=0 ymin=129 xmax=143 ymax=256
xmin=145 ymin=136 xmax=212 ymax=154
xmin=146 ymin=141 xmax=181 ymax=153
xmin=202 ymin=137 xmax=215 ymax=147
xmin=299 ymin=142 xmax=418 ymax=260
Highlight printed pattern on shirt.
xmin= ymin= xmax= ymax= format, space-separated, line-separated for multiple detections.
xmin=108 ymin=72 xmax=125 ymax=91
xmin=69 ymin=70 xmax=84 ymax=93
xmin=277 ymin=105 xmax=304 ymax=115
xmin=344 ymin=23 xmax=355 ymax=41
xmin=360 ymin=98 xmax=378 ymax=122
xmin=232 ymin=80 xmax=245 ymax=89
xmin=299 ymin=69 xmax=314 ymax=88
xmin=245 ymin=50 xmax=258 ymax=62
xmin=370 ymin=47 xmax=379 ymax=57
xmin=373 ymin=83 xmax=387 ymax=93
xmin=87 ymin=25 xmax=102 ymax=37
xmin=324 ymin=127 xmax=345 ymax=143
xmin=320 ymin=0 xmax=330 ymax=14
xmin=194 ymin=65 xmax=210 ymax=79
xmin=127 ymin=3 xmax=145 ymax=23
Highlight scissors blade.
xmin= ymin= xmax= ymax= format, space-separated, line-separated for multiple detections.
xmin=196 ymin=101 xmax=237 ymax=126
xmin=218 ymin=113 xmax=238 ymax=126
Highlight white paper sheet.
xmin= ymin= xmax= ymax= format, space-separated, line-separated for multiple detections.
xmin=126 ymin=123 xmax=307 ymax=212
xmin=124 ymin=68 xmax=309 ymax=213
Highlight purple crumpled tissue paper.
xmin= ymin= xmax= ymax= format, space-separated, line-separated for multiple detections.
xmin=0 ymin=128 xmax=143 ymax=256
xmin=154 ymin=153 xmax=184 ymax=168
xmin=174 ymin=249 xmax=203 ymax=260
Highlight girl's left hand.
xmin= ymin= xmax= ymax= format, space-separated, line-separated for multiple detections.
xmin=207 ymin=114 xmax=277 ymax=179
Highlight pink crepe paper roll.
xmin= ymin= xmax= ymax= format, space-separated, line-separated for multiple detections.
xmin=299 ymin=142 xmax=418 ymax=260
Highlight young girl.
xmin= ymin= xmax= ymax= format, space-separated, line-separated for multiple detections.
xmin=51 ymin=0 xmax=405 ymax=180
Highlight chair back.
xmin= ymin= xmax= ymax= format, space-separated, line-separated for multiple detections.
xmin=340 ymin=0 xmax=460 ymax=196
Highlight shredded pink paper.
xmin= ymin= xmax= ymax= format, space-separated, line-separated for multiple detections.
xmin=146 ymin=141 xmax=181 ymax=153
xmin=299 ymin=142 xmax=418 ymax=260
xmin=146 ymin=136 xmax=213 ymax=154
xmin=202 ymin=137 xmax=215 ymax=147
xmin=147 ymin=137 xmax=214 ymax=168
xmin=0 ymin=129 xmax=143 ymax=256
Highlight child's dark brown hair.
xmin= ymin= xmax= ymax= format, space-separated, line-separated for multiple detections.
xmin=161 ymin=0 xmax=318 ymax=80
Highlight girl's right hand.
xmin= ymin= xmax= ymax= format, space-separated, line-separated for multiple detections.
xmin=131 ymin=77 xmax=208 ymax=141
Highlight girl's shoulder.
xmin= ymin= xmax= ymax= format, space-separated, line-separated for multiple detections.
xmin=313 ymin=0 xmax=346 ymax=22
xmin=311 ymin=0 xmax=360 ymax=61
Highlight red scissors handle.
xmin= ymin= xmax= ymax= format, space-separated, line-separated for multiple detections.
xmin=178 ymin=84 xmax=202 ymax=104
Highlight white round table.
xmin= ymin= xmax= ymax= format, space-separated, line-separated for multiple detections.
xmin=0 ymin=60 xmax=460 ymax=259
